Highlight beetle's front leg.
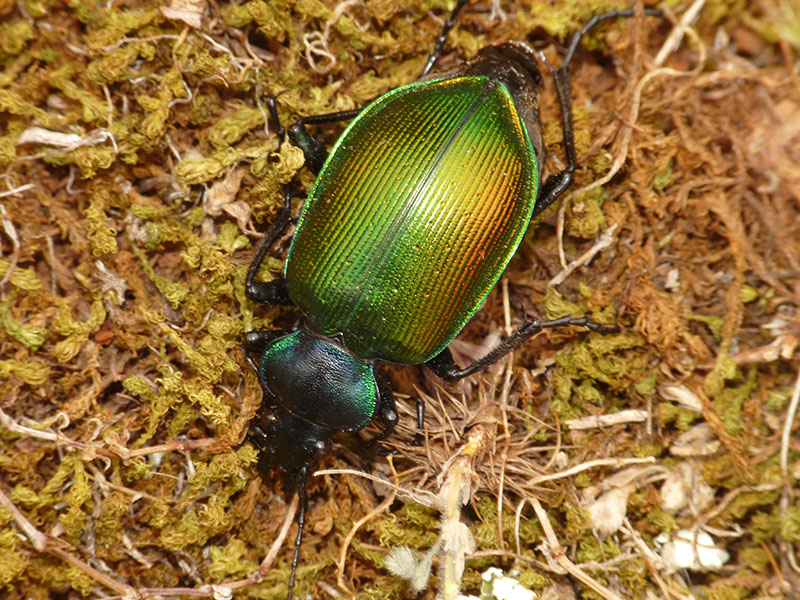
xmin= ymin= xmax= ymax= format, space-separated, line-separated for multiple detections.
xmin=367 ymin=373 xmax=399 ymax=445
xmin=244 ymin=329 xmax=289 ymax=364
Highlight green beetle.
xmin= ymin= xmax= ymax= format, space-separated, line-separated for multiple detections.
xmin=244 ymin=2 xmax=660 ymax=597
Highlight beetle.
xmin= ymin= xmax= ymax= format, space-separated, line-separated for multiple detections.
xmin=243 ymin=2 xmax=661 ymax=597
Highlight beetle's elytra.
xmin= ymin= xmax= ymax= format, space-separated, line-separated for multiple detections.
xmin=288 ymin=70 xmax=540 ymax=364
xmin=243 ymin=3 xmax=661 ymax=598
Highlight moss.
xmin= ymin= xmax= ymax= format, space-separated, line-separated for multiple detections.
xmin=690 ymin=313 xmax=724 ymax=341
xmin=653 ymin=158 xmax=674 ymax=191
xmin=368 ymin=502 xmax=439 ymax=550
xmin=0 ymin=527 xmax=28 ymax=587
xmin=698 ymin=585 xmax=750 ymax=600
xmin=565 ymin=187 xmax=608 ymax=239
xmin=51 ymin=296 xmax=107 ymax=363
xmin=0 ymin=19 xmax=35 ymax=60
xmin=645 ymin=508 xmax=678 ymax=534
xmin=208 ymin=538 xmax=259 ymax=581
xmin=0 ymin=1 xmax=791 ymax=598
xmin=0 ymin=291 xmax=48 ymax=350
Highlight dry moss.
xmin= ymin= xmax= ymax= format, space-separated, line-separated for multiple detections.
xmin=1 ymin=0 xmax=799 ymax=598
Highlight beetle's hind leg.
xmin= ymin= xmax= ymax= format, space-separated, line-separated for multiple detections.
xmin=533 ymin=7 xmax=662 ymax=218
xmin=426 ymin=316 xmax=618 ymax=383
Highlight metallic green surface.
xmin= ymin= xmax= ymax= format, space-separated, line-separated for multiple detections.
xmin=286 ymin=76 xmax=539 ymax=364
xmin=260 ymin=331 xmax=377 ymax=430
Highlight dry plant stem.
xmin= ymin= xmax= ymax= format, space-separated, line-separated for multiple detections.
xmin=528 ymin=456 xmax=655 ymax=486
xmin=439 ymin=410 xmax=497 ymax=600
xmin=0 ymin=204 xmax=21 ymax=287
xmin=0 ymin=486 xmax=137 ymax=598
xmin=259 ymin=494 xmax=300 ymax=577
xmin=0 ymin=485 xmax=49 ymax=552
xmin=529 ymin=497 xmax=623 ymax=600
xmin=780 ymin=365 xmax=800 ymax=477
xmin=622 ymin=519 xmax=685 ymax=600
xmin=496 ymin=278 xmax=514 ymax=552
xmin=654 ymin=0 xmax=706 ymax=66
xmin=0 ymin=407 xmax=215 ymax=459
xmin=758 ymin=540 xmax=786 ymax=587
xmin=335 ymin=459 xmax=399 ymax=596
xmin=565 ymin=409 xmax=648 ymax=430
xmin=698 ymin=482 xmax=784 ymax=528
xmin=548 ymin=223 xmax=618 ymax=287
xmin=496 ymin=358 xmax=513 ymax=553
xmin=315 ymin=468 xmax=438 ymax=506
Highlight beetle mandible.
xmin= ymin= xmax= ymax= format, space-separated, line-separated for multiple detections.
xmin=243 ymin=2 xmax=661 ymax=597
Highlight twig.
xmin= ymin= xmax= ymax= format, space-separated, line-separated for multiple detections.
xmin=315 ymin=467 xmax=438 ymax=506
xmin=530 ymin=497 xmax=623 ymax=600
xmin=0 ymin=486 xmax=137 ymax=597
xmin=0 ymin=407 xmax=214 ymax=460
xmin=780 ymin=365 xmax=800 ymax=477
xmin=548 ymin=223 xmax=618 ymax=287
xmin=261 ymin=494 xmax=300 ymax=576
xmin=496 ymin=278 xmax=514 ymax=552
xmin=335 ymin=459 xmax=399 ymax=595
xmin=565 ymin=409 xmax=648 ymax=430
xmin=528 ymin=456 xmax=655 ymax=486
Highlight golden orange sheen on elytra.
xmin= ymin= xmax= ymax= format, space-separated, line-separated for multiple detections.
xmin=286 ymin=77 xmax=538 ymax=363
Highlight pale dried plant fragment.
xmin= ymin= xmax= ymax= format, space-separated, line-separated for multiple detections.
xmin=161 ymin=0 xmax=206 ymax=29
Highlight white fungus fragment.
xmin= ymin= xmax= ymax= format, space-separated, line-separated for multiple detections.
xmin=481 ymin=568 xmax=537 ymax=600
xmin=656 ymin=529 xmax=730 ymax=572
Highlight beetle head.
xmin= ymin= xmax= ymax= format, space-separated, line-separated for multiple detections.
xmin=251 ymin=405 xmax=331 ymax=492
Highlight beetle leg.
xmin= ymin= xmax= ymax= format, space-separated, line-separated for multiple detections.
xmin=245 ymin=185 xmax=295 ymax=306
xmin=409 ymin=397 xmax=425 ymax=446
xmin=426 ymin=316 xmax=618 ymax=382
xmin=287 ymin=109 xmax=362 ymax=175
xmin=244 ymin=330 xmax=289 ymax=363
xmin=368 ymin=372 xmax=400 ymax=444
xmin=533 ymin=7 xmax=662 ymax=218
xmin=420 ymin=0 xmax=472 ymax=78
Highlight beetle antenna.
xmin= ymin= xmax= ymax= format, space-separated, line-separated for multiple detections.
xmin=286 ymin=469 xmax=309 ymax=600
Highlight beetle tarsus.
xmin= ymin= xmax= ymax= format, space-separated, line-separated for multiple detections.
xmin=534 ymin=7 xmax=662 ymax=218
xmin=562 ymin=8 xmax=663 ymax=68
xmin=420 ymin=0 xmax=472 ymax=78
xmin=266 ymin=92 xmax=289 ymax=142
